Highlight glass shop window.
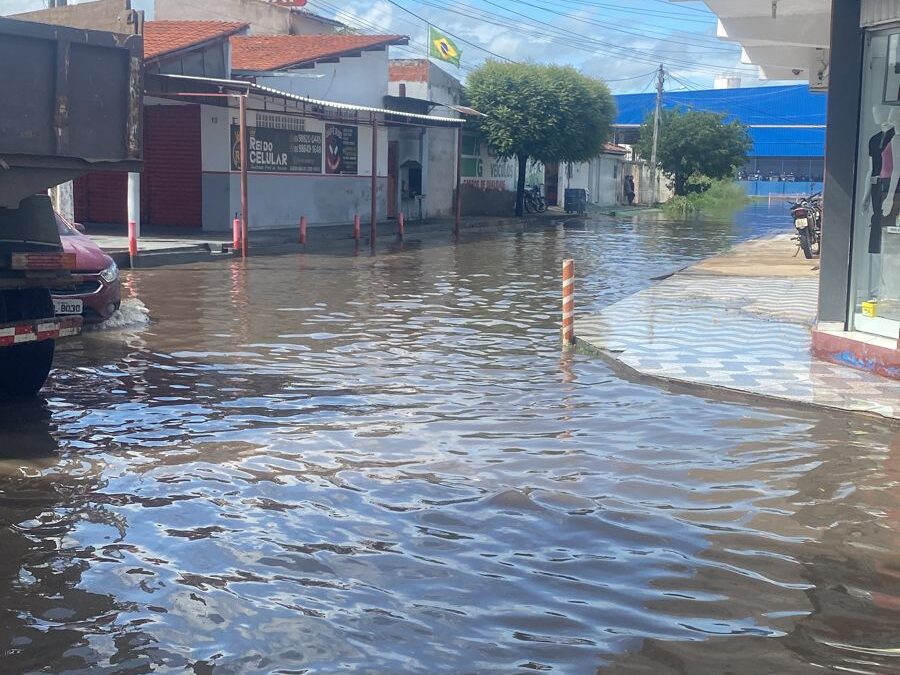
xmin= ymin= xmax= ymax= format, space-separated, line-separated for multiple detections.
xmin=850 ymin=30 xmax=900 ymax=340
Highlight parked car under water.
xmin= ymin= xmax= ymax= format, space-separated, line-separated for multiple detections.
xmin=51 ymin=213 xmax=121 ymax=324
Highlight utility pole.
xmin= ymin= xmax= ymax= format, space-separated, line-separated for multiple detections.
xmin=649 ymin=64 xmax=664 ymax=205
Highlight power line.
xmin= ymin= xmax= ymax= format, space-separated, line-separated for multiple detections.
xmin=605 ymin=69 xmax=660 ymax=83
xmin=414 ymin=0 xmax=750 ymax=72
xmin=648 ymin=0 xmax=711 ymax=14
xmin=549 ymin=0 xmax=715 ymax=23
xmin=505 ymin=0 xmax=733 ymax=50
xmin=385 ymin=0 xmax=518 ymax=63
xmin=314 ymin=0 xmax=479 ymax=74
xmin=311 ymin=0 xmax=749 ymax=81
xmin=423 ymin=0 xmax=751 ymax=74
xmin=641 ymin=69 xmax=660 ymax=93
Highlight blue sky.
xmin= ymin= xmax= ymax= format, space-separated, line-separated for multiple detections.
xmin=306 ymin=0 xmax=758 ymax=92
xmin=0 ymin=0 xmax=761 ymax=93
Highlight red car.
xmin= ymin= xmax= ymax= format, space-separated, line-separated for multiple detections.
xmin=51 ymin=213 xmax=121 ymax=324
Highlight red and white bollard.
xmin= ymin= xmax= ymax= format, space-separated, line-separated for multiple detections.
xmin=398 ymin=212 xmax=405 ymax=239
xmin=233 ymin=217 xmax=241 ymax=252
xmin=353 ymin=214 xmax=361 ymax=241
xmin=562 ymin=259 xmax=575 ymax=345
xmin=300 ymin=216 xmax=307 ymax=245
xmin=128 ymin=220 xmax=138 ymax=265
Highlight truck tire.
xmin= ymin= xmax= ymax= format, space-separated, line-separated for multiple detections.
xmin=0 ymin=289 xmax=56 ymax=398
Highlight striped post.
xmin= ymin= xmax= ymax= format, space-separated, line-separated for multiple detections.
xmin=300 ymin=216 xmax=307 ymax=245
xmin=398 ymin=212 xmax=405 ymax=239
xmin=353 ymin=214 xmax=361 ymax=241
xmin=233 ymin=217 xmax=241 ymax=252
xmin=562 ymin=259 xmax=575 ymax=345
xmin=128 ymin=220 xmax=138 ymax=266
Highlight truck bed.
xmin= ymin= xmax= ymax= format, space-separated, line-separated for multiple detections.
xmin=0 ymin=16 xmax=142 ymax=207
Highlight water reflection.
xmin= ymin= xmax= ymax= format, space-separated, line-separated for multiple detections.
xmin=1 ymin=206 xmax=897 ymax=673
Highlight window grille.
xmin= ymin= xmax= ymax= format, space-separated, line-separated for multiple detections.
xmin=256 ymin=113 xmax=305 ymax=131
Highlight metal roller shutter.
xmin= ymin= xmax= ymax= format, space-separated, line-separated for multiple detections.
xmin=143 ymin=104 xmax=202 ymax=228
xmin=73 ymin=172 xmax=127 ymax=225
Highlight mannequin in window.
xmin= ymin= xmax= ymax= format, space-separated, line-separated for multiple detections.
xmin=863 ymin=106 xmax=900 ymax=254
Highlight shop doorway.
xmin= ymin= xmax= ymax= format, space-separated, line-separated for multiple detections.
xmin=388 ymin=141 xmax=399 ymax=219
xmin=142 ymin=104 xmax=202 ymax=228
xmin=544 ymin=162 xmax=559 ymax=206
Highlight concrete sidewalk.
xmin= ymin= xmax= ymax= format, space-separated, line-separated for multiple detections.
xmin=87 ymin=211 xmax=582 ymax=268
xmin=577 ymin=234 xmax=900 ymax=421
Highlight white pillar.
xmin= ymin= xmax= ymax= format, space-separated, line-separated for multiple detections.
xmin=49 ymin=182 xmax=74 ymax=222
xmin=58 ymin=181 xmax=74 ymax=222
xmin=127 ymin=172 xmax=140 ymax=237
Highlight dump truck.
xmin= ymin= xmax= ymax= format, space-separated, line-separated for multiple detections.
xmin=0 ymin=16 xmax=141 ymax=396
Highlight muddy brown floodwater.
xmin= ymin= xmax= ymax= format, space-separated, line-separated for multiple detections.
xmin=1 ymin=205 xmax=899 ymax=674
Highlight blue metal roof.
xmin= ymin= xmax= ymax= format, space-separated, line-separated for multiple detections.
xmin=615 ymin=84 xmax=826 ymax=158
xmin=750 ymin=126 xmax=826 ymax=158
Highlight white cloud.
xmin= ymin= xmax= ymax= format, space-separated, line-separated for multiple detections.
xmin=0 ymin=0 xmax=45 ymax=14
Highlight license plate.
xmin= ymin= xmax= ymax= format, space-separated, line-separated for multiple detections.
xmin=794 ymin=218 xmax=808 ymax=229
xmin=53 ymin=298 xmax=83 ymax=315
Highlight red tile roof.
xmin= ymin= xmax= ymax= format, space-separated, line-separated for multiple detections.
xmin=144 ymin=21 xmax=248 ymax=61
xmin=231 ymin=34 xmax=408 ymax=71
xmin=603 ymin=143 xmax=628 ymax=155
xmin=389 ymin=59 xmax=429 ymax=83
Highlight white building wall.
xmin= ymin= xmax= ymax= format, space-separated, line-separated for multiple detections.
xmin=255 ymin=50 xmax=390 ymax=108
xmin=387 ymin=80 xmax=428 ymax=99
xmin=155 ymin=0 xmax=340 ymax=35
xmin=201 ymin=103 xmax=231 ymax=172
xmin=561 ymin=154 xmax=625 ymax=206
xmin=427 ymin=68 xmax=462 ymax=108
xmin=199 ymin=104 xmax=389 ymax=230
xmin=426 ymin=127 xmax=457 ymax=217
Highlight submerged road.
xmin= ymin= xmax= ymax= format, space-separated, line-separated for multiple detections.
xmin=1 ymin=204 xmax=898 ymax=674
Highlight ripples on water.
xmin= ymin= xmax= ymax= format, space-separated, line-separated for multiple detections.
xmin=1 ymin=205 xmax=899 ymax=674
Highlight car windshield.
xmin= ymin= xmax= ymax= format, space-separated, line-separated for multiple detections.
xmin=55 ymin=213 xmax=79 ymax=236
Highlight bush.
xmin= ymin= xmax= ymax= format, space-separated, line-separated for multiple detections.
xmin=663 ymin=178 xmax=749 ymax=217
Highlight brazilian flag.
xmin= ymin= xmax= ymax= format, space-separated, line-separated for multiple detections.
xmin=429 ymin=26 xmax=461 ymax=67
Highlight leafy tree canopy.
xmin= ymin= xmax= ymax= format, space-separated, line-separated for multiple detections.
xmin=636 ymin=108 xmax=752 ymax=196
xmin=466 ymin=61 xmax=616 ymax=215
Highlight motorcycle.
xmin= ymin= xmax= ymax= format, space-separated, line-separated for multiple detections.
xmin=523 ymin=184 xmax=547 ymax=213
xmin=789 ymin=193 xmax=822 ymax=259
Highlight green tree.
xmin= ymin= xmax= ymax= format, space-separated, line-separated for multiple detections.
xmin=636 ymin=108 xmax=751 ymax=196
xmin=466 ymin=62 xmax=616 ymax=216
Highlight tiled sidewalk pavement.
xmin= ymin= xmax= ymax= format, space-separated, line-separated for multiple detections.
xmin=577 ymin=238 xmax=900 ymax=421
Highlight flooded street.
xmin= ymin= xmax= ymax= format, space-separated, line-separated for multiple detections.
xmin=3 ymin=205 xmax=899 ymax=674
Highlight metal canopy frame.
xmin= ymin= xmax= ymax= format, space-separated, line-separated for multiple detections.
xmin=147 ymin=73 xmax=466 ymax=128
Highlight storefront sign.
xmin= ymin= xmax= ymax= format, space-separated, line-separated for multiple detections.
xmin=231 ymin=125 xmax=323 ymax=173
xmin=325 ymin=124 xmax=358 ymax=175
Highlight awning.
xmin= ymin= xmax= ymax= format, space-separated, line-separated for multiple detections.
xmin=675 ymin=0 xmax=831 ymax=86
xmin=146 ymin=73 xmax=467 ymax=127
xmin=382 ymin=94 xmax=485 ymax=118
xmin=445 ymin=104 xmax=486 ymax=117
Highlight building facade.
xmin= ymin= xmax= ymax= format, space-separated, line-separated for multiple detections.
xmin=65 ymin=16 xmax=462 ymax=233
xmin=696 ymin=0 xmax=900 ymax=376
xmin=559 ymin=146 xmax=626 ymax=208
xmin=155 ymin=0 xmax=343 ymax=35
xmin=387 ymin=59 xmax=463 ymax=219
